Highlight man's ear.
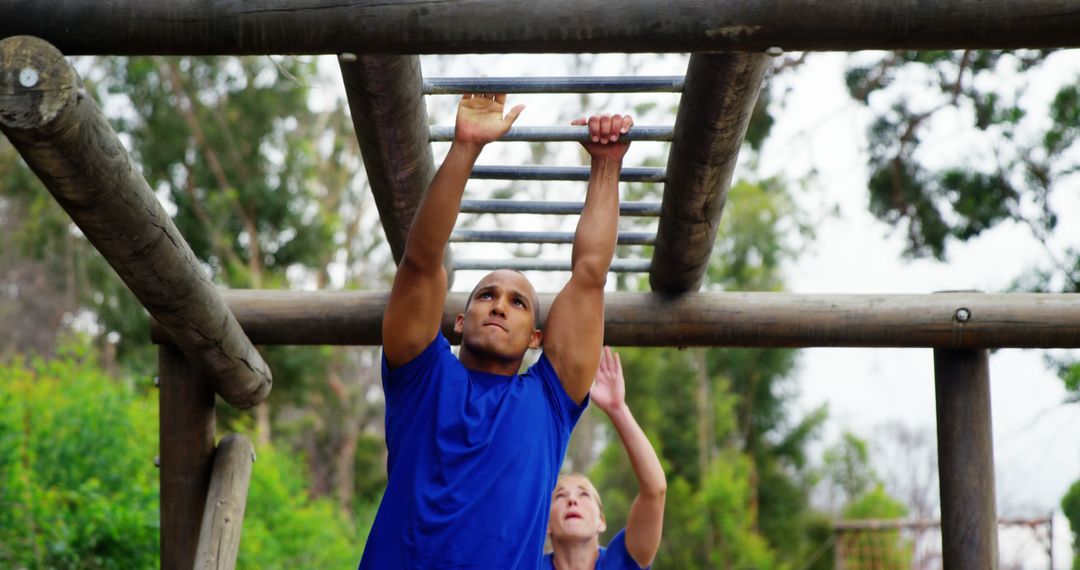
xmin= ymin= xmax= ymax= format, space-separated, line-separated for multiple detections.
xmin=454 ymin=313 xmax=465 ymax=334
xmin=529 ymin=329 xmax=543 ymax=350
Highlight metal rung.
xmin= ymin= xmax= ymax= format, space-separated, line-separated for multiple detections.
xmin=423 ymin=76 xmax=685 ymax=94
xmin=451 ymin=230 xmax=655 ymax=245
xmin=471 ymin=165 xmax=665 ymax=182
xmin=453 ymin=259 xmax=651 ymax=272
xmin=461 ymin=199 xmax=661 ymax=217
xmin=430 ymin=126 xmax=673 ymax=142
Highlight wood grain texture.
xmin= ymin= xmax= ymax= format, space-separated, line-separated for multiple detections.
xmin=0 ymin=35 xmax=271 ymax=408
xmin=1 ymin=1 xmax=1078 ymax=54
xmin=196 ymin=434 xmax=255 ymax=570
xmin=651 ymin=53 xmax=768 ymax=293
xmin=148 ymin=290 xmax=1080 ymax=348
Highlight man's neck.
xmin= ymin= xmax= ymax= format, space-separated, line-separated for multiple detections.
xmin=549 ymin=536 xmax=601 ymax=570
xmin=458 ymin=346 xmax=523 ymax=376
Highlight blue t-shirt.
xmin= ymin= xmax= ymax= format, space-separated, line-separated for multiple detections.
xmin=359 ymin=333 xmax=588 ymax=569
xmin=541 ymin=529 xmax=649 ymax=569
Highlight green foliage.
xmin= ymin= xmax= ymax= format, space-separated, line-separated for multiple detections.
xmin=240 ymin=446 xmax=358 ymax=569
xmin=822 ymin=432 xmax=877 ymax=506
xmin=0 ymin=341 xmax=159 ymax=569
xmin=0 ymin=341 xmax=366 ymax=568
xmin=1062 ymin=479 xmax=1080 ymax=570
xmin=839 ymin=485 xmax=912 ymax=568
xmin=844 ymin=49 xmax=1074 ymax=265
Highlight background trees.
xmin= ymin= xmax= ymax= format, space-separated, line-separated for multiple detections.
xmin=1 ymin=48 xmax=1076 ymax=565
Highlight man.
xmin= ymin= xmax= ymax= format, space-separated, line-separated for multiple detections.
xmin=357 ymin=92 xmax=633 ymax=568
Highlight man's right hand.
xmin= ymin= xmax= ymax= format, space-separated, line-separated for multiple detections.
xmin=573 ymin=114 xmax=634 ymax=162
xmin=454 ymin=93 xmax=525 ymax=147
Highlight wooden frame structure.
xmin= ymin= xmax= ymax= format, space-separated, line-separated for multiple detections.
xmin=3 ymin=3 xmax=1080 ymax=567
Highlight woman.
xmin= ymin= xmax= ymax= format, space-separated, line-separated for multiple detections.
xmin=544 ymin=347 xmax=667 ymax=569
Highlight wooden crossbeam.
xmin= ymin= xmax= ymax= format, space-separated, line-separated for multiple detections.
xmin=0 ymin=35 xmax=271 ymax=409
xmin=651 ymin=53 xmax=768 ymax=293
xmin=148 ymin=290 xmax=1080 ymax=348
xmin=2 ymin=1 xmax=1078 ymax=54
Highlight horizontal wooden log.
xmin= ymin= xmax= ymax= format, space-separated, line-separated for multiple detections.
xmin=0 ymin=36 xmax=271 ymax=409
xmin=1 ymin=1 xmax=1078 ymax=54
xmin=148 ymin=290 xmax=1080 ymax=348
xmin=195 ymin=433 xmax=255 ymax=570
xmin=651 ymin=52 xmax=768 ymax=293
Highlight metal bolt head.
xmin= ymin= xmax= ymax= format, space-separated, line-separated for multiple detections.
xmin=765 ymin=46 xmax=784 ymax=57
xmin=19 ymin=68 xmax=39 ymax=88
xmin=339 ymin=52 xmax=358 ymax=62
xmin=955 ymin=307 xmax=972 ymax=323
xmin=154 ymin=456 xmax=161 ymax=468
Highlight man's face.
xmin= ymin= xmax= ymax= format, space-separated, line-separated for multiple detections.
xmin=454 ymin=270 xmax=541 ymax=363
xmin=548 ymin=474 xmax=606 ymax=541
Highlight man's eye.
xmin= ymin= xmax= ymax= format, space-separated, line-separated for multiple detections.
xmin=513 ymin=299 xmax=525 ymax=307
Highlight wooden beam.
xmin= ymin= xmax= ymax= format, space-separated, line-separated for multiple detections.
xmin=651 ymin=53 xmax=768 ymax=293
xmin=2 ymin=1 xmax=1079 ymax=54
xmin=148 ymin=290 xmax=1080 ymax=348
xmin=0 ymin=35 xmax=271 ymax=409
xmin=934 ymin=349 xmax=1000 ymax=568
xmin=159 ymin=344 xmax=216 ymax=570
xmin=339 ymin=55 xmax=436 ymax=266
xmin=196 ymin=433 xmax=255 ymax=570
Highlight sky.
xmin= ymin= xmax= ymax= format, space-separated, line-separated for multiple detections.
xmin=334 ymin=50 xmax=1080 ymax=565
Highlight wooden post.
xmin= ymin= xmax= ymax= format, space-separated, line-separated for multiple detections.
xmin=159 ymin=344 xmax=216 ymax=570
xmin=196 ymin=433 xmax=255 ymax=570
xmin=0 ymin=35 xmax=271 ymax=409
xmin=150 ymin=290 xmax=1080 ymax=348
xmin=3 ymin=1 xmax=1080 ymax=55
xmin=651 ymin=52 xmax=768 ymax=293
xmin=934 ymin=348 xmax=999 ymax=569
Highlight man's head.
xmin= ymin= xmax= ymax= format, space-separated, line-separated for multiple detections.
xmin=548 ymin=473 xmax=606 ymax=542
xmin=454 ymin=269 xmax=542 ymax=365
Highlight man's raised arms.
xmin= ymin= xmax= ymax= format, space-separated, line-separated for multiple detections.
xmin=382 ymin=94 xmax=523 ymax=368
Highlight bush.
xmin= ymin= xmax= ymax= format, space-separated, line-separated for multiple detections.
xmin=0 ymin=342 xmax=364 ymax=569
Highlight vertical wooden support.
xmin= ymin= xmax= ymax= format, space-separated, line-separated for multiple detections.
xmin=196 ymin=433 xmax=255 ymax=570
xmin=934 ymin=348 xmax=999 ymax=569
xmin=160 ymin=344 xmax=216 ymax=570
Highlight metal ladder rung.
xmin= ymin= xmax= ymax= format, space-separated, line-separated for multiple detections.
xmin=470 ymin=165 xmax=665 ymax=183
xmin=460 ymin=199 xmax=661 ymax=217
xmin=423 ymin=76 xmax=685 ymax=94
xmin=429 ymin=126 xmax=672 ymax=142
xmin=451 ymin=230 xmax=654 ymax=245
xmin=453 ymin=259 xmax=651 ymax=273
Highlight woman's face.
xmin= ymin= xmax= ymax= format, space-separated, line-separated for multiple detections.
xmin=548 ymin=474 xmax=606 ymax=540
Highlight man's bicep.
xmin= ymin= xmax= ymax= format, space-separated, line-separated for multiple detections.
xmin=383 ymin=262 xmax=448 ymax=367
xmin=542 ymin=277 xmax=604 ymax=404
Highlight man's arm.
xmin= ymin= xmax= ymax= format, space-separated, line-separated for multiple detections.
xmin=590 ymin=347 xmax=666 ymax=568
xmin=382 ymin=94 xmax=523 ymax=367
xmin=542 ymin=114 xmax=632 ymax=403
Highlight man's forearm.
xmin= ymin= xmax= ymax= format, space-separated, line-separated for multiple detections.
xmin=402 ymin=141 xmax=483 ymax=267
xmin=570 ymin=157 xmax=621 ymax=279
